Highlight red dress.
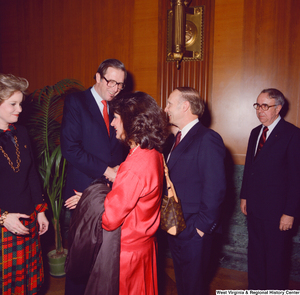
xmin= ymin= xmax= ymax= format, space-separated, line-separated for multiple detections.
xmin=102 ymin=147 xmax=164 ymax=295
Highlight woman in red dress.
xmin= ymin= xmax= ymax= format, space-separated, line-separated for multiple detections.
xmin=102 ymin=91 xmax=169 ymax=295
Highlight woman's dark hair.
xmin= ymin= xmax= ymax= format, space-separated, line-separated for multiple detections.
xmin=109 ymin=91 xmax=169 ymax=152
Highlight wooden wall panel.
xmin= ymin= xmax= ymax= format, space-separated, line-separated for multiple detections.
xmin=1 ymin=0 xmax=300 ymax=165
xmin=131 ymin=1 xmax=159 ymax=99
xmin=211 ymin=0 xmax=300 ymax=164
xmin=0 ymin=0 xmax=159 ymax=101
xmin=211 ymin=0 xmax=247 ymax=164
xmin=157 ymin=0 xmax=300 ymax=164
xmin=158 ymin=0 xmax=215 ymax=109
xmin=241 ymin=0 xmax=300 ymax=126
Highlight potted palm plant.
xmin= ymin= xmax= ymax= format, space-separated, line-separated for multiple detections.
xmin=25 ymin=79 xmax=85 ymax=276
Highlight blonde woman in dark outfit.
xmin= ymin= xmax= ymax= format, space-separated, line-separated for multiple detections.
xmin=0 ymin=74 xmax=48 ymax=295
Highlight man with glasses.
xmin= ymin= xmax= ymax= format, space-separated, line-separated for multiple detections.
xmin=240 ymin=88 xmax=300 ymax=289
xmin=61 ymin=59 xmax=128 ymax=295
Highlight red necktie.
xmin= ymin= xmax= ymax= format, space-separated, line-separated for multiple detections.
xmin=101 ymin=100 xmax=110 ymax=136
xmin=172 ymin=131 xmax=181 ymax=151
xmin=255 ymin=126 xmax=268 ymax=157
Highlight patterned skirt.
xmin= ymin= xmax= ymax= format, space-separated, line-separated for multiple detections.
xmin=0 ymin=204 xmax=47 ymax=295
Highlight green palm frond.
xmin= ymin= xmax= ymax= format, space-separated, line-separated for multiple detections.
xmin=26 ymin=78 xmax=85 ymax=254
xmin=28 ymin=79 xmax=85 ymax=158
xmin=32 ymin=79 xmax=85 ymax=104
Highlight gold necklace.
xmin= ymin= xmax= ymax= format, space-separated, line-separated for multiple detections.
xmin=0 ymin=135 xmax=21 ymax=173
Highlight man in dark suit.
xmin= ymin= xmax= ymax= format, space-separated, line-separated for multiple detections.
xmin=240 ymin=88 xmax=300 ymax=289
xmin=164 ymin=87 xmax=226 ymax=295
xmin=60 ymin=58 xmax=128 ymax=294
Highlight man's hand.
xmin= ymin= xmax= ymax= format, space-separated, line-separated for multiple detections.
xmin=65 ymin=191 xmax=83 ymax=210
xmin=240 ymin=199 xmax=247 ymax=215
xmin=279 ymin=214 xmax=294 ymax=231
xmin=104 ymin=166 xmax=119 ymax=182
xmin=113 ymin=165 xmax=120 ymax=173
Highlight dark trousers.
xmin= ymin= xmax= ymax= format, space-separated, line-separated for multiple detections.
xmin=247 ymin=214 xmax=291 ymax=289
xmin=168 ymin=231 xmax=212 ymax=295
xmin=64 ymin=275 xmax=87 ymax=295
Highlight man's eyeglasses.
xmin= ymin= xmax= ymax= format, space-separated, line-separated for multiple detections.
xmin=102 ymin=76 xmax=125 ymax=90
xmin=253 ymin=103 xmax=277 ymax=111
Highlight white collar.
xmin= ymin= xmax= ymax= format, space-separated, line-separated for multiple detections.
xmin=180 ymin=118 xmax=199 ymax=141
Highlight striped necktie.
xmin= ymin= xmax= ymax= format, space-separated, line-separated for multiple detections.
xmin=255 ymin=126 xmax=268 ymax=158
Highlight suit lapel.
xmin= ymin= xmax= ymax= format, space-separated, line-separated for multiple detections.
xmin=168 ymin=123 xmax=200 ymax=170
xmin=108 ymin=109 xmax=115 ymax=137
xmin=85 ymin=89 xmax=110 ymax=137
xmin=249 ymin=126 xmax=261 ymax=163
xmin=254 ymin=119 xmax=285 ymax=161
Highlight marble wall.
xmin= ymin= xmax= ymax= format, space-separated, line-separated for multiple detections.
xmin=219 ymin=164 xmax=300 ymax=282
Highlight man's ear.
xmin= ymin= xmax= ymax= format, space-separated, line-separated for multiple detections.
xmin=182 ymin=100 xmax=190 ymax=112
xmin=275 ymin=104 xmax=282 ymax=115
xmin=95 ymin=73 xmax=101 ymax=83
